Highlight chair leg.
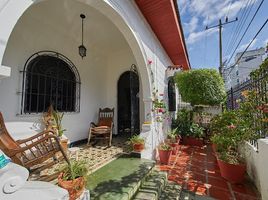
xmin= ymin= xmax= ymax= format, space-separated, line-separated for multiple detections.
xmin=88 ymin=128 xmax=92 ymax=145
xmin=109 ymin=131 xmax=112 ymax=147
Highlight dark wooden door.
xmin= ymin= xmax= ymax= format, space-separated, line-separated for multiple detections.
xmin=118 ymin=67 xmax=140 ymax=135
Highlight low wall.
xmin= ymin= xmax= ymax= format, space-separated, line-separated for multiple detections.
xmin=244 ymin=139 xmax=268 ymax=200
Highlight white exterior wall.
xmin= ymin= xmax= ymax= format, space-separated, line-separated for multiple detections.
xmin=244 ymin=140 xmax=268 ymax=200
xmin=0 ymin=0 xmax=173 ymax=158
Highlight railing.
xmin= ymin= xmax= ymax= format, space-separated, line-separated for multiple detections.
xmin=226 ymin=65 xmax=268 ymax=149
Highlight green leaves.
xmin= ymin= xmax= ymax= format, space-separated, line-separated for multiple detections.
xmin=175 ymin=69 xmax=226 ymax=106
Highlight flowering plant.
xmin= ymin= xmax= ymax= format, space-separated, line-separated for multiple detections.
xmin=210 ymin=110 xmax=251 ymax=164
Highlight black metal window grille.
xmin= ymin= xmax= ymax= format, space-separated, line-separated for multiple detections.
xmin=21 ymin=51 xmax=81 ymax=114
xmin=168 ymin=78 xmax=176 ymax=111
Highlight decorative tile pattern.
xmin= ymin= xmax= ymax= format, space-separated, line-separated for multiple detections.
xmin=30 ymin=137 xmax=131 ymax=181
xmin=157 ymin=145 xmax=261 ymax=200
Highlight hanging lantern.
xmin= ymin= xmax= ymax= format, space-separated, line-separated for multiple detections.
xmin=79 ymin=14 xmax=86 ymax=59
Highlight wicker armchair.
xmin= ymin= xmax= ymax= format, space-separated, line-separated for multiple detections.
xmin=0 ymin=112 xmax=70 ymax=181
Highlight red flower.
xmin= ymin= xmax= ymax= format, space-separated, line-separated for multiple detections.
xmin=158 ymin=108 xmax=163 ymax=113
xmin=148 ymin=60 xmax=153 ymax=65
xmin=227 ymin=124 xmax=236 ymax=129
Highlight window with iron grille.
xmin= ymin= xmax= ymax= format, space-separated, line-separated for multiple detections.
xmin=21 ymin=51 xmax=81 ymax=114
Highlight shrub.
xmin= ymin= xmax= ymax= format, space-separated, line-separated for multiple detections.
xmin=175 ymin=69 xmax=226 ymax=106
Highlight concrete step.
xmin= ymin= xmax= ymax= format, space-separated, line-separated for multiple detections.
xmin=160 ymin=181 xmax=181 ymax=200
xmin=179 ymin=190 xmax=216 ymax=200
xmin=133 ymin=169 xmax=182 ymax=200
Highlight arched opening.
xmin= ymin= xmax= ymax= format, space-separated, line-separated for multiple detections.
xmin=22 ymin=51 xmax=80 ymax=114
xmin=117 ymin=70 xmax=140 ymax=136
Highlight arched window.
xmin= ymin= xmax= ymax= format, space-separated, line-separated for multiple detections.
xmin=21 ymin=51 xmax=80 ymax=114
xmin=168 ymin=78 xmax=176 ymax=111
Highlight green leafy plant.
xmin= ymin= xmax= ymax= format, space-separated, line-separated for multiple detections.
xmin=167 ymin=128 xmax=179 ymax=142
xmin=52 ymin=110 xmax=66 ymax=137
xmin=61 ymin=160 xmax=88 ymax=181
xmin=175 ymin=69 xmax=226 ymax=106
xmin=189 ymin=123 xmax=205 ymax=138
xmin=158 ymin=143 xmax=172 ymax=151
xmin=210 ymin=110 xmax=253 ymax=164
xmin=127 ymin=135 xmax=145 ymax=145
xmin=173 ymin=109 xmax=193 ymax=136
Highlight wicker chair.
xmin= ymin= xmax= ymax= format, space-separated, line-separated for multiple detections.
xmin=88 ymin=108 xmax=114 ymax=147
xmin=0 ymin=112 xmax=70 ymax=181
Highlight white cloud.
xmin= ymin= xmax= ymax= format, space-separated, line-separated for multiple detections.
xmin=179 ymin=0 xmax=256 ymax=25
xmin=237 ymin=38 xmax=258 ymax=52
xmin=184 ymin=16 xmax=199 ymax=34
xmin=264 ymin=38 xmax=268 ymax=46
xmin=187 ymin=28 xmax=217 ymax=44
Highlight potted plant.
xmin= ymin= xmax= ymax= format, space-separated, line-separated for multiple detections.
xmin=186 ymin=123 xmax=205 ymax=146
xmin=58 ymin=160 xmax=88 ymax=200
xmin=158 ymin=143 xmax=172 ymax=165
xmin=127 ymin=135 xmax=145 ymax=152
xmin=43 ymin=105 xmax=68 ymax=152
xmin=210 ymin=111 xmax=250 ymax=183
xmin=166 ymin=128 xmax=180 ymax=155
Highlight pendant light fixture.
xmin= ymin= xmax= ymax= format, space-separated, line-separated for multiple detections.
xmin=78 ymin=14 xmax=86 ymax=59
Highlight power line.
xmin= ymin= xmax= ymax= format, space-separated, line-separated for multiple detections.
xmin=225 ymin=0 xmax=252 ymax=55
xmin=228 ymin=0 xmax=256 ymax=53
xmin=226 ymin=17 xmax=268 ymax=77
xmin=226 ymin=0 xmax=264 ymax=65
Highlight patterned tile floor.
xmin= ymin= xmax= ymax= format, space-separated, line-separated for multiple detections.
xmin=36 ymin=136 xmax=131 ymax=181
xmin=157 ymin=145 xmax=261 ymax=200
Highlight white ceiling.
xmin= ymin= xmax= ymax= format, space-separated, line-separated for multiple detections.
xmin=17 ymin=0 xmax=130 ymax=54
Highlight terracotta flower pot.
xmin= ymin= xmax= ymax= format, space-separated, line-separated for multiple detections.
xmin=158 ymin=149 xmax=172 ymax=165
xmin=217 ymin=159 xmax=246 ymax=183
xmin=167 ymin=142 xmax=178 ymax=155
xmin=183 ymin=136 xmax=203 ymax=147
xmin=60 ymin=139 xmax=69 ymax=153
xmin=58 ymin=173 xmax=85 ymax=200
xmin=212 ymin=143 xmax=217 ymax=153
xmin=133 ymin=143 xmax=144 ymax=152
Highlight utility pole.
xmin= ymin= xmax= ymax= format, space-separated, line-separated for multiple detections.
xmin=206 ymin=17 xmax=238 ymax=77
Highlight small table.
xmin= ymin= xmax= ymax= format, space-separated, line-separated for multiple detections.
xmin=68 ymin=147 xmax=80 ymax=161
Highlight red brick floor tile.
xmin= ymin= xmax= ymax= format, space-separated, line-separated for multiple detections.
xmin=231 ymin=183 xmax=258 ymax=197
xmin=190 ymin=166 xmax=206 ymax=175
xmin=208 ymin=176 xmax=229 ymax=190
xmin=206 ymin=169 xmax=222 ymax=178
xmin=194 ymin=173 xmax=206 ymax=183
xmin=234 ymin=192 xmax=260 ymax=200
xmin=186 ymin=181 xmax=208 ymax=195
xmin=209 ymin=186 xmax=233 ymax=200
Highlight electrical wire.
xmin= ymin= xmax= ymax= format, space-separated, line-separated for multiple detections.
xmin=226 ymin=0 xmax=264 ymax=65
xmin=226 ymin=17 xmax=268 ymax=77
xmin=225 ymin=0 xmax=252 ymax=55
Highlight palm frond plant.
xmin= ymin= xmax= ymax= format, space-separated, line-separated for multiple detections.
xmin=58 ymin=160 xmax=88 ymax=200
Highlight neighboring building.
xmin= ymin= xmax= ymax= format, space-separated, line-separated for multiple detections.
xmin=0 ymin=0 xmax=190 ymax=159
xmin=224 ymin=47 xmax=266 ymax=90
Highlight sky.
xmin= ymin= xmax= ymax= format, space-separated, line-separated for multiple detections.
xmin=177 ymin=0 xmax=268 ymax=69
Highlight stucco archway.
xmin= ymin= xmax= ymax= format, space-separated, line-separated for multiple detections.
xmin=0 ymin=0 xmax=153 ymax=141
xmin=0 ymin=0 xmax=152 ymax=115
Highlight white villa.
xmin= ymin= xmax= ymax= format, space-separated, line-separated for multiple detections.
xmin=0 ymin=0 xmax=190 ymax=159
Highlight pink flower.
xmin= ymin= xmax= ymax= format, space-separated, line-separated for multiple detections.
xmin=227 ymin=124 xmax=236 ymax=129
xmin=158 ymin=108 xmax=163 ymax=113
xmin=148 ymin=60 xmax=153 ymax=65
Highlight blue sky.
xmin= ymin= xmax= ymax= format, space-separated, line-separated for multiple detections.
xmin=178 ymin=0 xmax=268 ymax=69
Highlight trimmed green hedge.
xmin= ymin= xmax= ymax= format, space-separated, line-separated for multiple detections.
xmin=175 ymin=69 xmax=226 ymax=106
